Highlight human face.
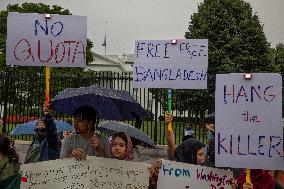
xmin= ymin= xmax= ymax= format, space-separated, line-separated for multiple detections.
xmin=197 ymin=147 xmax=206 ymax=165
xmin=74 ymin=114 xmax=91 ymax=134
xmin=111 ymin=136 xmax=127 ymax=159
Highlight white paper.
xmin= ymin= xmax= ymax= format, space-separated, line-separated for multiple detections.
xmin=215 ymin=73 xmax=283 ymax=170
xmin=133 ymin=39 xmax=208 ymax=89
xmin=157 ymin=160 xmax=233 ymax=189
xmin=20 ymin=156 xmax=150 ymax=189
xmin=7 ymin=12 xmax=87 ymax=68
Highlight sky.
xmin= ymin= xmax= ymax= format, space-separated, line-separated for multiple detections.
xmin=1 ymin=0 xmax=283 ymax=56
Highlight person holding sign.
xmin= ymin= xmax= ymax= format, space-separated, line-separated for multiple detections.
xmin=25 ymin=104 xmax=61 ymax=163
xmin=165 ymin=112 xmax=206 ymax=165
xmin=106 ymin=132 xmax=162 ymax=189
xmin=60 ymin=106 xmax=109 ymax=160
xmin=108 ymin=132 xmax=134 ymax=161
xmin=0 ymin=134 xmax=21 ymax=189
xmin=231 ymin=169 xmax=275 ymax=189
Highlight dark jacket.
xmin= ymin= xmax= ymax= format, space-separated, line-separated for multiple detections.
xmin=25 ymin=115 xmax=61 ymax=163
xmin=39 ymin=115 xmax=61 ymax=161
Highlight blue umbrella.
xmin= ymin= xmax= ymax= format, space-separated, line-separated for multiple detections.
xmin=98 ymin=121 xmax=155 ymax=148
xmin=51 ymin=84 xmax=148 ymax=120
xmin=11 ymin=120 xmax=73 ymax=136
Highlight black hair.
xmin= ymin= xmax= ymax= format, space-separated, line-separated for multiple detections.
xmin=174 ymin=138 xmax=205 ymax=164
xmin=73 ymin=106 xmax=99 ymax=131
xmin=0 ymin=134 xmax=19 ymax=163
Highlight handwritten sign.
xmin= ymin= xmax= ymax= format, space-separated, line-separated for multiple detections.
xmin=133 ymin=39 xmax=208 ymax=89
xmin=20 ymin=156 xmax=149 ymax=189
xmin=6 ymin=12 xmax=87 ymax=67
xmin=215 ymin=73 xmax=283 ymax=170
xmin=20 ymin=158 xmax=89 ymax=189
xmin=157 ymin=160 xmax=233 ymax=189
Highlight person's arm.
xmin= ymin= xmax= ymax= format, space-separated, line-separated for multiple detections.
xmin=165 ymin=112 xmax=176 ymax=160
xmin=43 ymin=104 xmax=58 ymax=149
xmin=148 ymin=159 xmax=163 ymax=189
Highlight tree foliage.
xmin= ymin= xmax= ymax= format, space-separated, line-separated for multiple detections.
xmin=151 ymin=0 xmax=277 ymax=118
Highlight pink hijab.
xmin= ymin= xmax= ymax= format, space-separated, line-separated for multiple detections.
xmin=110 ymin=132 xmax=134 ymax=161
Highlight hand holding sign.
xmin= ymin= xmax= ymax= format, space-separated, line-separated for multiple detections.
xmin=71 ymin=148 xmax=87 ymax=161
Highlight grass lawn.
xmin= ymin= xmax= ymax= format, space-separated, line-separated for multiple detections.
xmin=124 ymin=120 xmax=206 ymax=145
xmin=1 ymin=121 xmax=206 ymax=145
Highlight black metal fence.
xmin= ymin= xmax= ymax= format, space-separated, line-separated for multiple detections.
xmin=0 ymin=72 xmax=208 ymax=145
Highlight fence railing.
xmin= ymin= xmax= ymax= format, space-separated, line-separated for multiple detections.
xmin=0 ymin=72 xmax=208 ymax=145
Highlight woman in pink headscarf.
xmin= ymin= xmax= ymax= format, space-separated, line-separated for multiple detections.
xmin=110 ymin=132 xmax=134 ymax=161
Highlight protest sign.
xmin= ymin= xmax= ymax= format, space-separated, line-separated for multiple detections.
xmin=6 ymin=12 xmax=87 ymax=67
xmin=157 ymin=160 xmax=233 ymax=189
xmin=215 ymin=73 xmax=283 ymax=170
xmin=133 ymin=39 xmax=208 ymax=89
xmin=20 ymin=156 xmax=149 ymax=189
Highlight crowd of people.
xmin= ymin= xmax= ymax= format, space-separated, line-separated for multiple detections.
xmin=0 ymin=106 xmax=283 ymax=189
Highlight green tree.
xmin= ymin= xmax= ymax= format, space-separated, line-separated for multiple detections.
xmin=269 ymin=43 xmax=284 ymax=116
xmin=151 ymin=0 xmax=276 ymax=120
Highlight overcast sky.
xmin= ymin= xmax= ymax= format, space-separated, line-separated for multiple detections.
xmin=1 ymin=0 xmax=283 ymax=55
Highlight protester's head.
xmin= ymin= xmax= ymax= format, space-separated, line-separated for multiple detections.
xmin=237 ymin=169 xmax=275 ymax=189
xmin=110 ymin=132 xmax=134 ymax=161
xmin=73 ymin=106 xmax=99 ymax=134
xmin=0 ymin=134 xmax=19 ymax=163
xmin=182 ymin=127 xmax=195 ymax=142
xmin=174 ymin=138 xmax=206 ymax=165
xmin=34 ymin=119 xmax=46 ymax=141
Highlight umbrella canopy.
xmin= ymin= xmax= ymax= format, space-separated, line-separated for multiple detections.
xmin=98 ymin=121 xmax=155 ymax=148
xmin=11 ymin=120 xmax=73 ymax=136
xmin=51 ymin=84 xmax=148 ymax=120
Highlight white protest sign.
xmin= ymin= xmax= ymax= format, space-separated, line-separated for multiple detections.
xmin=157 ymin=160 xmax=233 ymax=189
xmin=20 ymin=156 xmax=150 ymax=189
xmin=215 ymin=73 xmax=283 ymax=170
xmin=20 ymin=158 xmax=90 ymax=189
xmin=88 ymin=157 xmax=149 ymax=189
xmin=6 ymin=12 xmax=87 ymax=67
xmin=133 ymin=39 xmax=208 ymax=89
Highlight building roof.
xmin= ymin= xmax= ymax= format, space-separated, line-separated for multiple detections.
xmin=85 ymin=52 xmax=133 ymax=73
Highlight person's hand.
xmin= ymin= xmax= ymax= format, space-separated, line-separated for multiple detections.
xmin=149 ymin=159 xmax=163 ymax=177
xmin=90 ymin=134 xmax=101 ymax=151
xmin=165 ymin=112 xmax=173 ymax=124
xmin=70 ymin=148 xmax=86 ymax=160
xmin=43 ymin=103 xmax=50 ymax=116
xmin=243 ymin=183 xmax=253 ymax=189
xmin=231 ymin=179 xmax=238 ymax=189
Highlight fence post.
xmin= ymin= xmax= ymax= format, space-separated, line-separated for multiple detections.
xmin=154 ymin=90 xmax=158 ymax=145
xmin=2 ymin=72 xmax=9 ymax=134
